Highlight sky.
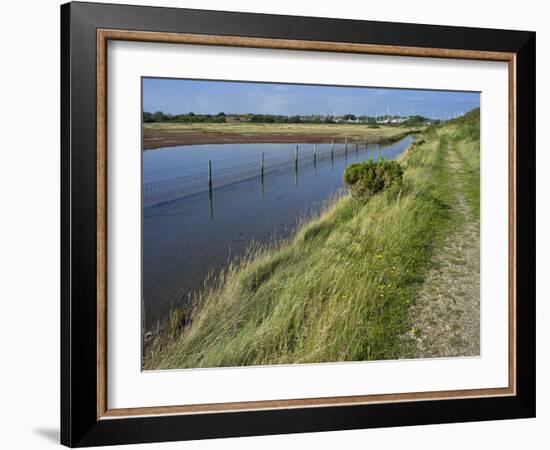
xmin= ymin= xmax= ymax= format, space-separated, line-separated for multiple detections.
xmin=143 ymin=78 xmax=480 ymax=120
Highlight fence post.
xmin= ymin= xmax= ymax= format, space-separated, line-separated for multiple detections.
xmin=260 ymin=151 xmax=265 ymax=198
xmin=313 ymin=144 xmax=317 ymax=165
xmin=313 ymin=144 xmax=317 ymax=177
xmin=208 ymin=160 xmax=214 ymax=219
xmin=345 ymin=137 xmax=348 ymax=161
xmin=294 ymin=145 xmax=299 ymax=185
xmin=208 ymin=160 xmax=213 ymax=192
xmin=260 ymin=151 xmax=264 ymax=179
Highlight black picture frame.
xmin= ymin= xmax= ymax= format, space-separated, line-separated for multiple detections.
xmin=61 ymin=1 xmax=536 ymax=447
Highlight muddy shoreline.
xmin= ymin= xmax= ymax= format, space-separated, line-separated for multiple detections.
xmin=144 ymin=131 xmax=355 ymax=150
xmin=143 ymin=130 xmax=415 ymax=150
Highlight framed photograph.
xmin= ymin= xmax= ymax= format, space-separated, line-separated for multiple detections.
xmin=61 ymin=1 xmax=536 ymax=447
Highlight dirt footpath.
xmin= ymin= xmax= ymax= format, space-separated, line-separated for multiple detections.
xmin=403 ymin=146 xmax=480 ymax=358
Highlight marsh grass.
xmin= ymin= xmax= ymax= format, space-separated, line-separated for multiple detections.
xmin=144 ymin=122 xmax=419 ymax=142
xmin=144 ymin=110 xmax=479 ymax=370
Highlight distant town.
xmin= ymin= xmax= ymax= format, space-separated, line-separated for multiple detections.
xmin=142 ymin=111 xmax=458 ymax=126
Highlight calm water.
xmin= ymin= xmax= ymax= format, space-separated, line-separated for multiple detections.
xmin=142 ymin=136 xmax=414 ymax=329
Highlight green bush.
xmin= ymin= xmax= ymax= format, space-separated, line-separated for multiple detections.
xmin=344 ymin=159 xmax=404 ymax=200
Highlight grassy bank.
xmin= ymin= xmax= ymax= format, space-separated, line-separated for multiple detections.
xmin=144 ymin=110 xmax=479 ymax=369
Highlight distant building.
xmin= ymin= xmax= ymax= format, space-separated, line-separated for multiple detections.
xmin=376 ymin=116 xmax=408 ymax=124
xmin=390 ymin=117 xmax=407 ymax=124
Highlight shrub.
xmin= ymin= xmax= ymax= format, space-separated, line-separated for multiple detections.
xmin=343 ymin=159 xmax=404 ymax=200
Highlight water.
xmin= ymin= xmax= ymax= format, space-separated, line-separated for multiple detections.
xmin=142 ymin=135 xmax=414 ymax=329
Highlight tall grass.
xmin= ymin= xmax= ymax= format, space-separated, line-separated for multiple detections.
xmin=145 ymin=111 xmax=479 ymax=370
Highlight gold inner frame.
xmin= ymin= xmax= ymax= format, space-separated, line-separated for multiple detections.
xmin=96 ymin=29 xmax=517 ymax=420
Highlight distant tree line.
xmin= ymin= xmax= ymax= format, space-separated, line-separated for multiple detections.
xmin=143 ymin=111 xmax=433 ymax=125
xmin=143 ymin=111 xmax=228 ymax=123
xmin=405 ymin=115 xmax=431 ymax=126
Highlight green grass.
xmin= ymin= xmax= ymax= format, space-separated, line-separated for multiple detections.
xmin=448 ymin=111 xmax=480 ymax=219
xmin=144 ymin=110 xmax=480 ymax=370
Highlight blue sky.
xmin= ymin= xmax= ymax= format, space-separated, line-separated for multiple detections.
xmin=143 ymin=78 xmax=479 ymax=120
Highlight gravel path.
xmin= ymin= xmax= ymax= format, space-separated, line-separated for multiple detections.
xmin=402 ymin=145 xmax=480 ymax=358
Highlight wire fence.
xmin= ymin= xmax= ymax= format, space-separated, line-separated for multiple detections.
xmin=143 ymin=139 xmax=383 ymax=209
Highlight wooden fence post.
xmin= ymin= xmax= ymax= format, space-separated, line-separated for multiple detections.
xmin=294 ymin=145 xmax=299 ymax=185
xmin=208 ymin=160 xmax=212 ymax=192
xmin=260 ymin=151 xmax=264 ymax=179
xmin=313 ymin=144 xmax=317 ymax=165
xmin=345 ymin=137 xmax=348 ymax=159
xmin=208 ymin=160 xmax=213 ymax=219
